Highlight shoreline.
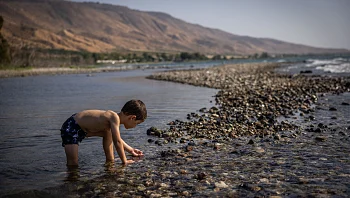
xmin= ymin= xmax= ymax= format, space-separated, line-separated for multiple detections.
xmin=0 ymin=66 xmax=140 ymax=78
xmin=0 ymin=60 xmax=215 ymax=78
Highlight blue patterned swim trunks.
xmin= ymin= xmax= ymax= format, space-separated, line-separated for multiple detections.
xmin=60 ymin=114 xmax=87 ymax=147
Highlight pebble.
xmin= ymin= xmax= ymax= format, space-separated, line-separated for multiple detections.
xmin=315 ymin=136 xmax=327 ymax=142
xmin=215 ymin=181 xmax=229 ymax=188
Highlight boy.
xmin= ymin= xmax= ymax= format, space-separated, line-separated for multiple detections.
xmin=60 ymin=99 xmax=147 ymax=166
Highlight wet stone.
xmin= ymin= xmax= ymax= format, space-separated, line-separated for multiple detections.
xmin=315 ymin=136 xmax=327 ymax=142
xmin=329 ymin=107 xmax=337 ymax=111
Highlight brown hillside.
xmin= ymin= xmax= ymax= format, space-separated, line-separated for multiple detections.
xmin=0 ymin=0 xmax=348 ymax=54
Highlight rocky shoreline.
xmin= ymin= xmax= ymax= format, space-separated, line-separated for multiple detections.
xmin=4 ymin=62 xmax=350 ymax=197
xmin=146 ymin=62 xmax=348 ymax=141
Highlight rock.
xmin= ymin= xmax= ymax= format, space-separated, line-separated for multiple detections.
xmin=248 ymin=139 xmax=255 ymax=145
xmin=155 ymin=140 xmax=162 ymax=146
xmin=137 ymin=185 xmax=146 ymax=191
xmin=196 ymin=172 xmax=207 ymax=180
xmin=150 ymin=193 xmax=162 ymax=198
xmin=159 ymin=183 xmax=169 ymax=188
xmin=300 ymin=70 xmax=312 ymax=74
xmin=180 ymin=169 xmax=188 ymax=174
xmin=215 ymin=181 xmax=229 ymax=188
xmin=315 ymin=136 xmax=327 ymax=142
xmin=213 ymin=143 xmax=222 ymax=150
xmin=339 ymin=131 xmax=346 ymax=136
xmin=318 ymin=123 xmax=326 ymax=128
xmin=188 ymin=141 xmax=196 ymax=146
xmin=329 ymin=107 xmax=337 ymax=111
xmin=314 ymin=128 xmax=322 ymax=133
xmin=181 ymin=191 xmax=190 ymax=196
xmin=147 ymin=126 xmax=163 ymax=136
xmin=199 ymin=107 xmax=207 ymax=112
xmin=341 ymin=102 xmax=349 ymax=105
xmin=180 ymin=138 xmax=187 ymax=143
xmin=186 ymin=145 xmax=193 ymax=152
xmin=274 ymin=134 xmax=281 ymax=140
xmin=255 ymin=147 xmax=265 ymax=153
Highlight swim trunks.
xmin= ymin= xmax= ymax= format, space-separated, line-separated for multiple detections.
xmin=60 ymin=114 xmax=87 ymax=147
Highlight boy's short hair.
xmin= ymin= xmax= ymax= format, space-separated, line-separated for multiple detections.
xmin=121 ymin=100 xmax=147 ymax=121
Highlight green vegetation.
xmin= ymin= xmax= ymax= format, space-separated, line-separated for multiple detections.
xmin=0 ymin=48 xmax=289 ymax=70
xmin=91 ymin=51 xmax=209 ymax=63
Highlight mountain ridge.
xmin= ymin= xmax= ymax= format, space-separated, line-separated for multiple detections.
xmin=0 ymin=0 xmax=348 ymax=55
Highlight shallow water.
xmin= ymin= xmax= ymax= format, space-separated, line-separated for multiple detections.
xmin=0 ymin=68 xmax=218 ymax=194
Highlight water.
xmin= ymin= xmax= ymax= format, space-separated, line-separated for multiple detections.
xmin=0 ymin=67 xmax=219 ymax=195
xmin=276 ymin=55 xmax=350 ymax=76
xmin=0 ymin=55 xmax=349 ymax=196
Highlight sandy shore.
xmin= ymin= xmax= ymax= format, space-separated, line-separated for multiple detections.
xmin=4 ymin=62 xmax=350 ymax=197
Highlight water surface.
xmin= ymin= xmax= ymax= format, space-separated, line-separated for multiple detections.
xmin=0 ymin=68 xmax=218 ymax=194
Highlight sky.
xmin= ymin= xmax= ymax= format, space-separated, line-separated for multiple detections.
xmin=72 ymin=0 xmax=350 ymax=50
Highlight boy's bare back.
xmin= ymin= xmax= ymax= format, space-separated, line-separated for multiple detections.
xmin=74 ymin=110 xmax=117 ymax=137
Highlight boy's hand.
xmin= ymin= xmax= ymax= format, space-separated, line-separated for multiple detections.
xmin=131 ymin=148 xmax=144 ymax=157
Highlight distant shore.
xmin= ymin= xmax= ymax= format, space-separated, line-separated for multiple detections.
xmin=0 ymin=66 xmax=136 ymax=78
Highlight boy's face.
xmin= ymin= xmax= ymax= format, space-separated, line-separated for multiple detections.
xmin=124 ymin=115 xmax=144 ymax=129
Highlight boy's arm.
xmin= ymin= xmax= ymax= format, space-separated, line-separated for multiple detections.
xmin=122 ymin=140 xmax=144 ymax=157
xmin=109 ymin=112 xmax=133 ymax=164
xmin=122 ymin=140 xmax=133 ymax=153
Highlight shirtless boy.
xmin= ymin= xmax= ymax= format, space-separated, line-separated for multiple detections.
xmin=60 ymin=100 xmax=147 ymax=166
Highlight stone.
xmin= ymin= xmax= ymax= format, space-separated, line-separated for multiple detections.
xmin=215 ymin=181 xmax=229 ymax=188
xmin=248 ymin=139 xmax=255 ymax=145
xmin=196 ymin=172 xmax=207 ymax=180
xmin=315 ymin=136 xmax=327 ymax=142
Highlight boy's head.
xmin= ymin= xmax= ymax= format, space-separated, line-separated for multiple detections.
xmin=121 ymin=99 xmax=147 ymax=122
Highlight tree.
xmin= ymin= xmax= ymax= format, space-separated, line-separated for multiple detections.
xmin=0 ymin=16 xmax=11 ymax=65
xmin=260 ymin=52 xmax=269 ymax=58
xmin=212 ymin=55 xmax=221 ymax=60
xmin=160 ymin=53 xmax=168 ymax=61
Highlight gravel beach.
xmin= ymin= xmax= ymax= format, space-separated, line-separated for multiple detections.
xmin=4 ymin=62 xmax=350 ymax=198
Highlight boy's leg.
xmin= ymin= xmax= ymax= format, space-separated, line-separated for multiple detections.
xmin=103 ymin=132 xmax=115 ymax=163
xmin=64 ymin=144 xmax=79 ymax=166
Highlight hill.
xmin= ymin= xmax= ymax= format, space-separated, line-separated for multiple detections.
xmin=0 ymin=0 xmax=348 ymax=55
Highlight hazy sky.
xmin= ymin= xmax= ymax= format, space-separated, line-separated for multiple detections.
xmin=73 ymin=0 xmax=350 ymax=50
